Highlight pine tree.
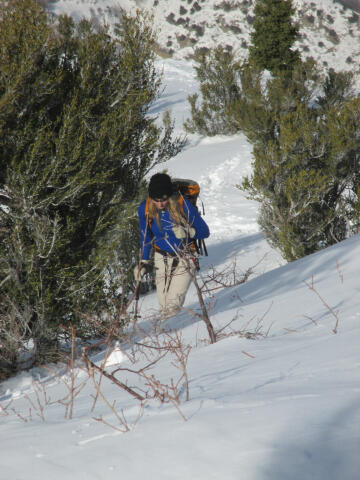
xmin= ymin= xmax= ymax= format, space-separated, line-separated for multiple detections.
xmin=0 ymin=0 xmax=183 ymax=371
xmin=249 ymin=0 xmax=300 ymax=74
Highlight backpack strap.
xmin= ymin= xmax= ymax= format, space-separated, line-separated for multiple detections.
xmin=177 ymin=194 xmax=184 ymax=215
xmin=144 ymin=197 xmax=152 ymax=227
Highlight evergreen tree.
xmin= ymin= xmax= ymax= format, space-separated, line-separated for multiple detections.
xmin=183 ymin=0 xmax=360 ymax=263
xmin=184 ymin=0 xmax=300 ymax=136
xmin=249 ymin=0 xmax=300 ymax=74
xmin=239 ymin=63 xmax=360 ymax=261
xmin=0 ymin=0 xmax=183 ymax=370
xmin=184 ymin=46 xmax=241 ymax=136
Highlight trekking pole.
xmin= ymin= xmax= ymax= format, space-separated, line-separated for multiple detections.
xmin=197 ymin=198 xmax=207 ymax=256
xmin=134 ymin=283 xmax=141 ymax=320
xmin=201 ymin=239 xmax=208 ymax=256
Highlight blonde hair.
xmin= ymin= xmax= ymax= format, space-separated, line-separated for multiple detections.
xmin=148 ymin=195 xmax=185 ymax=227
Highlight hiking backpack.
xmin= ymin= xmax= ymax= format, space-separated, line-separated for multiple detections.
xmin=144 ymin=178 xmax=208 ymax=256
xmin=172 ymin=178 xmax=208 ymax=256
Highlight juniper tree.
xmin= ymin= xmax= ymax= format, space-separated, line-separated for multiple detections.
xmin=184 ymin=46 xmax=241 ymax=136
xmin=184 ymin=0 xmax=300 ymax=135
xmin=0 ymin=0 xmax=183 ymax=370
xmin=184 ymin=1 xmax=360 ymax=262
xmin=238 ymin=63 xmax=360 ymax=261
xmin=249 ymin=0 xmax=300 ymax=74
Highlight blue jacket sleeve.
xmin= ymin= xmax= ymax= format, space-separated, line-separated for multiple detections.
xmin=182 ymin=198 xmax=210 ymax=240
xmin=138 ymin=201 xmax=153 ymax=261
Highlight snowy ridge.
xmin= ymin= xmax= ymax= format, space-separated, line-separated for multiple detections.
xmin=49 ymin=0 xmax=360 ymax=84
xmin=0 ymin=59 xmax=359 ymax=480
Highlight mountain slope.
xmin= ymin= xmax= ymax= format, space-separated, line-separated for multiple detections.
xmin=0 ymin=58 xmax=359 ymax=480
xmin=1 ymin=205 xmax=359 ymax=480
xmin=49 ymin=0 xmax=360 ymax=83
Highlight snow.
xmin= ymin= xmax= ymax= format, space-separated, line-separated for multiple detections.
xmin=1 ymin=58 xmax=360 ymax=479
xmin=48 ymin=0 xmax=360 ymax=86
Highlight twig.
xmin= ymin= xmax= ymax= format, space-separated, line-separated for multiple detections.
xmin=93 ymin=415 xmax=127 ymax=432
xmin=10 ymin=408 xmax=28 ymax=423
xmin=303 ymin=276 xmax=340 ymax=334
xmin=0 ymin=400 xmax=12 ymax=416
xmin=140 ymin=371 xmax=187 ymax=422
xmin=303 ymin=314 xmax=318 ymax=326
xmin=336 ymin=261 xmax=344 ymax=284
xmin=242 ymin=350 xmax=255 ymax=359
xmin=191 ymin=272 xmax=217 ymax=344
xmin=82 ymin=348 xmax=145 ymax=402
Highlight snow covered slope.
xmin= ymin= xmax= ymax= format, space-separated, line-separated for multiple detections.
xmin=0 ymin=58 xmax=359 ymax=480
xmin=48 ymin=0 xmax=360 ymax=83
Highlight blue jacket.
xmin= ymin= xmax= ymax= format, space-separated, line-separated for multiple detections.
xmin=138 ymin=198 xmax=210 ymax=260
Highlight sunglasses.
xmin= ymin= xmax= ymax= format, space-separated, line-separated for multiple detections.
xmin=153 ymin=197 xmax=169 ymax=203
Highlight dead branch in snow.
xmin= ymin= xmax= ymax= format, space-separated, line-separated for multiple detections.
xmin=303 ymin=276 xmax=340 ymax=334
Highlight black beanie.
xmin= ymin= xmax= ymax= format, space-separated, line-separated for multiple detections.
xmin=148 ymin=173 xmax=173 ymax=199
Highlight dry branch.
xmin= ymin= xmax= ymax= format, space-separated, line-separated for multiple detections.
xmin=304 ymin=276 xmax=340 ymax=334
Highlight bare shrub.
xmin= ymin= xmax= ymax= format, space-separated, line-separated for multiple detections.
xmin=1 ymin=250 xmax=264 ymax=430
xmin=184 ymin=253 xmax=263 ymax=343
xmin=80 ymin=317 xmax=193 ymax=427
xmin=216 ymin=302 xmax=274 ymax=341
xmin=303 ymin=272 xmax=341 ymax=334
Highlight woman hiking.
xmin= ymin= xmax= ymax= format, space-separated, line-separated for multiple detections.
xmin=135 ymin=173 xmax=210 ymax=319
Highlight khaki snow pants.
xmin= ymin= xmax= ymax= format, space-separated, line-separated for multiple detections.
xmin=154 ymin=251 xmax=196 ymax=319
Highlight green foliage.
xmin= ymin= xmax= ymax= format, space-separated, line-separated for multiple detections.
xmin=0 ymin=0 xmax=183 ymax=369
xmin=184 ymin=46 xmax=241 ymax=136
xmin=185 ymin=0 xmax=301 ymax=135
xmin=249 ymin=0 xmax=300 ymax=74
xmin=184 ymin=0 xmax=360 ymax=264
xmin=239 ymin=63 xmax=360 ymax=261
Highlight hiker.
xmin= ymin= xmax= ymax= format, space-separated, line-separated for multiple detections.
xmin=135 ymin=173 xmax=210 ymax=319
